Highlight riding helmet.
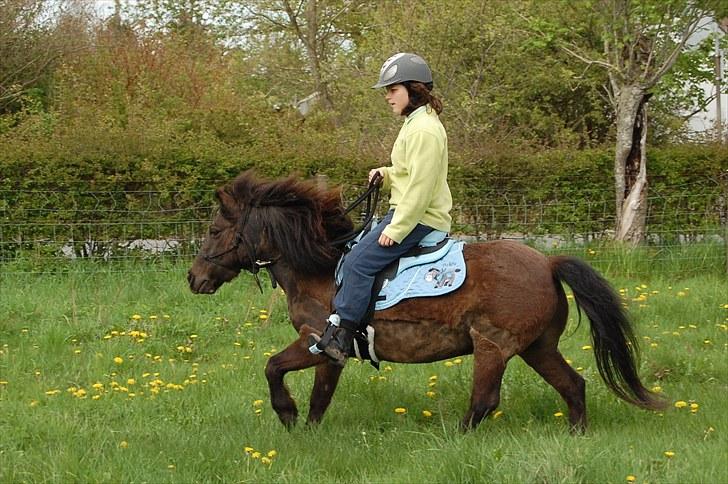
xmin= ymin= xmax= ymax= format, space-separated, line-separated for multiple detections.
xmin=372 ymin=53 xmax=433 ymax=89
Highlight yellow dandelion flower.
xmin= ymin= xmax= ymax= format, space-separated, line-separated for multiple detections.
xmin=131 ymin=314 xmax=142 ymax=320
xmin=690 ymin=403 xmax=699 ymax=413
xmin=394 ymin=407 xmax=407 ymax=414
xmin=626 ymin=475 xmax=636 ymax=482
xmin=92 ymin=395 xmax=101 ymax=400
xmin=261 ymin=457 xmax=272 ymax=465
xmin=492 ymin=410 xmax=504 ymax=419
xmin=190 ymin=334 xmax=198 ymax=339
xmin=267 ymin=450 xmax=277 ymax=458
xmin=428 ymin=375 xmax=438 ymax=381
xmin=674 ymin=401 xmax=688 ymax=409
xmin=676 ymin=291 xmax=686 ymax=297
xmin=113 ymin=356 xmax=123 ymax=365
xmin=664 ymin=451 xmax=675 ymax=458
xmin=244 ymin=446 xmax=254 ymax=454
xmin=444 ymin=361 xmax=454 ymax=367
xmin=127 ymin=378 xmax=136 ymax=385
xmin=554 ymin=411 xmax=564 ymax=417
xmin=251 ymin=452 xmax=261 ymax=459
xmin=422 ymin=410 xmax=433 ymax=417
xmin=425 ymin=391 xmax=436 ymax=398
xmin=253 ymin=399 xmax=264 ymax=407
xmin=259 ymin=314 xmax=269 ymax=320
xmin=581 ymin=345 xmax=592 ymax=351
xmin=651 ymin=386 xmax=662 ymax=393
xmin=119 ymin=441 xmax=129 ymax=449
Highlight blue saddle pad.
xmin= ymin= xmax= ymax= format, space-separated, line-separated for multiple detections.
xmin=375 ymin=241 xmax=466 ymax=310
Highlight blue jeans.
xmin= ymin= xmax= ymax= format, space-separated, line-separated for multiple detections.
xmin=333 ymin=211 xmax=434 ymax=324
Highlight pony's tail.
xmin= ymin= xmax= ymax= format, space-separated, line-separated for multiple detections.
xmin=551 ymin=256 xmax=666 ymax=410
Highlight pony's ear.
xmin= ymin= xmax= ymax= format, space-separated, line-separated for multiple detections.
xmin=215 ymin=187 xmax=237 ymax=220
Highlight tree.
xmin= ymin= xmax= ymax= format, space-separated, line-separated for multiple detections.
xmin=0 ymin=0 xmax=90 ymax=114
xmin=532 ymin=0 xmax=720 ymax=243
xmin=232 ymin=0 xmax=368 ymax=113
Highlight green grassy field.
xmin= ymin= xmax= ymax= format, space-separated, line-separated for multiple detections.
xmin=1 ymin=256 xmax=726 ymax=483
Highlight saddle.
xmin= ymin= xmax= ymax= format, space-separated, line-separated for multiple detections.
xmin=335 ymin=222 xmax=467 ymax=322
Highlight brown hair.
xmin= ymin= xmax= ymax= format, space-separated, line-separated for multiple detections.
xmin=401 ymin=81 xmax=443 ymax=116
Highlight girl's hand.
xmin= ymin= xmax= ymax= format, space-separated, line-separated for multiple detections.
xmin=368 ymin=169 xmax=383 ymax=184
xmin=378 ymin=233 xmax=395 ymax=247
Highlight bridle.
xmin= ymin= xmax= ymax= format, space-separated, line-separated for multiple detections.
xmin=202 ymin=204 xmax=277 ymax=293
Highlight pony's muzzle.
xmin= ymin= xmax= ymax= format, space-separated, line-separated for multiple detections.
xmin=187 ymin=270 xmax=216 ymax=294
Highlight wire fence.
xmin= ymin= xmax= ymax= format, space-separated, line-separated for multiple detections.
xmin=1 ymin=184 xmax=725 ymax=276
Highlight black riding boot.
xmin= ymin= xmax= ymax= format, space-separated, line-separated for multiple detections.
xmin=308 ymin=315 xmax=357 ymax=367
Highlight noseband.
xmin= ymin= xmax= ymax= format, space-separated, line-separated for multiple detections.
xmin=202 ymin=204 xmax=277 ymax=292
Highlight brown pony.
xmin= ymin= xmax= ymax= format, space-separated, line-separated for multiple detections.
xmin=187 ymin=170 xmax=664 ymax=432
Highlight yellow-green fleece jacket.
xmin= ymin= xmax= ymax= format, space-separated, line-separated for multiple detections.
xmin=378 ymin=105 xmax=452 ymax=243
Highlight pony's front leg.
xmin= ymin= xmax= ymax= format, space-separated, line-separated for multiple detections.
xmin=307 ymin=362 xmax=344 ymax=425
xmin=265 ymin=324 xmax=328 ymax=429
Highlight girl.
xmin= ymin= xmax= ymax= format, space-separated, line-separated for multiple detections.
xmin=310 ymin=52 xmax=452 ymax=365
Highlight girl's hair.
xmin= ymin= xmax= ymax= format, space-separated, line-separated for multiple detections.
xmin=401 ymin=81 xmax=443 ymax=116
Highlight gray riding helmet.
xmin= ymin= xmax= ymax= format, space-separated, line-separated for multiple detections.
xmin=372 ymin=52 xmax=433 ymax=89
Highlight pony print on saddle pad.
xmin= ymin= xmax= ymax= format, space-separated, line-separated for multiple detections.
xmin=375 ymin=240 xmax=466 ymax=310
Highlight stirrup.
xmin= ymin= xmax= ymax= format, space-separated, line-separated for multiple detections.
xmin=308 ymin=314 xmax=340 ymax=355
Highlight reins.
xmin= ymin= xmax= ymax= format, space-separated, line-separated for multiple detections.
xmin=330 ymin=172 xmax=383 ymax=247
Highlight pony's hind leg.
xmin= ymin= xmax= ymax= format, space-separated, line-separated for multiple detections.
xmin=520 ymin=338 xmax=587 ymax=433
xmin=462 ymin=327 xmax=506 ymax=431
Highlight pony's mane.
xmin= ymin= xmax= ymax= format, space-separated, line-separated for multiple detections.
xmin=220 ymin=170 xmax=354 ymax=275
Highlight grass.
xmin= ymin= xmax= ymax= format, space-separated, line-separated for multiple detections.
xmin=0 ymin=254 xmax=726 ymax=483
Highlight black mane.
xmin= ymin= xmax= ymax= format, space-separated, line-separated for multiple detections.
xmin=220 ymin=170 xmax=354 ymax=275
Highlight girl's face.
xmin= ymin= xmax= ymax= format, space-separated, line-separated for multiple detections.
xmin=384 ymin=84 xmax=409 ymax=115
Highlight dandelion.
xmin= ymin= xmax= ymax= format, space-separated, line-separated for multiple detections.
xmin=127 ymin=378 xmax=136 ymax=386
xmin=626 ymin=476 xmax=636 ymax=482
xmin=429 ymin=375 xmax=438 ymax=381
xmin=581 ymin=345 xmax=592 ymax=351
xmin=690 ymin=403 xmax=699 ymax=413
xmin=114 ymin=356 xmax=124 ymax=365
xmin=674 ymin=401 xmax=688 ymax=409
xmin=554 ymin=411 xmax=564 ymax=417
xmin=267 ymin=450 xmax=277 ymax=458
xmin=119 ymin=441 xmax=129 ymax=449
xmin=394 ymin=407 xmax=407 ymax=414
xmin=444 ymin=361 xmax=454 ymax=367
xmin=426 ymin=391 xmax=436 ymax=398
xmin=244 ymin=446 xmax=254 ymax=454
xmin=45 ymin=389 xmax=61 ymax=396
xmin=422 ymin=410 xmax=433 ymax=417
xmin=676 ymin=291 xmax=686 ymax=297
xmin=252 ymin=399 xmax=264 ymax=407
xmin=131 ymin=314 xmax=142 ymax=321
xmin=261 ymin=457 xmax=272 ymax=465
xmin=664 ymin=451 xmax=675 ymax=458
xmin=251 ymin=452 xmax=261 ymax=459
xmin=651 ymin=386 xmax=662 ymax=393
xmin=492 ymin=410 xmax=503 ymax=419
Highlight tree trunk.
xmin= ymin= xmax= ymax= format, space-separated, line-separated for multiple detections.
xmin=613 ymin=84 xmax=649 ymax=245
